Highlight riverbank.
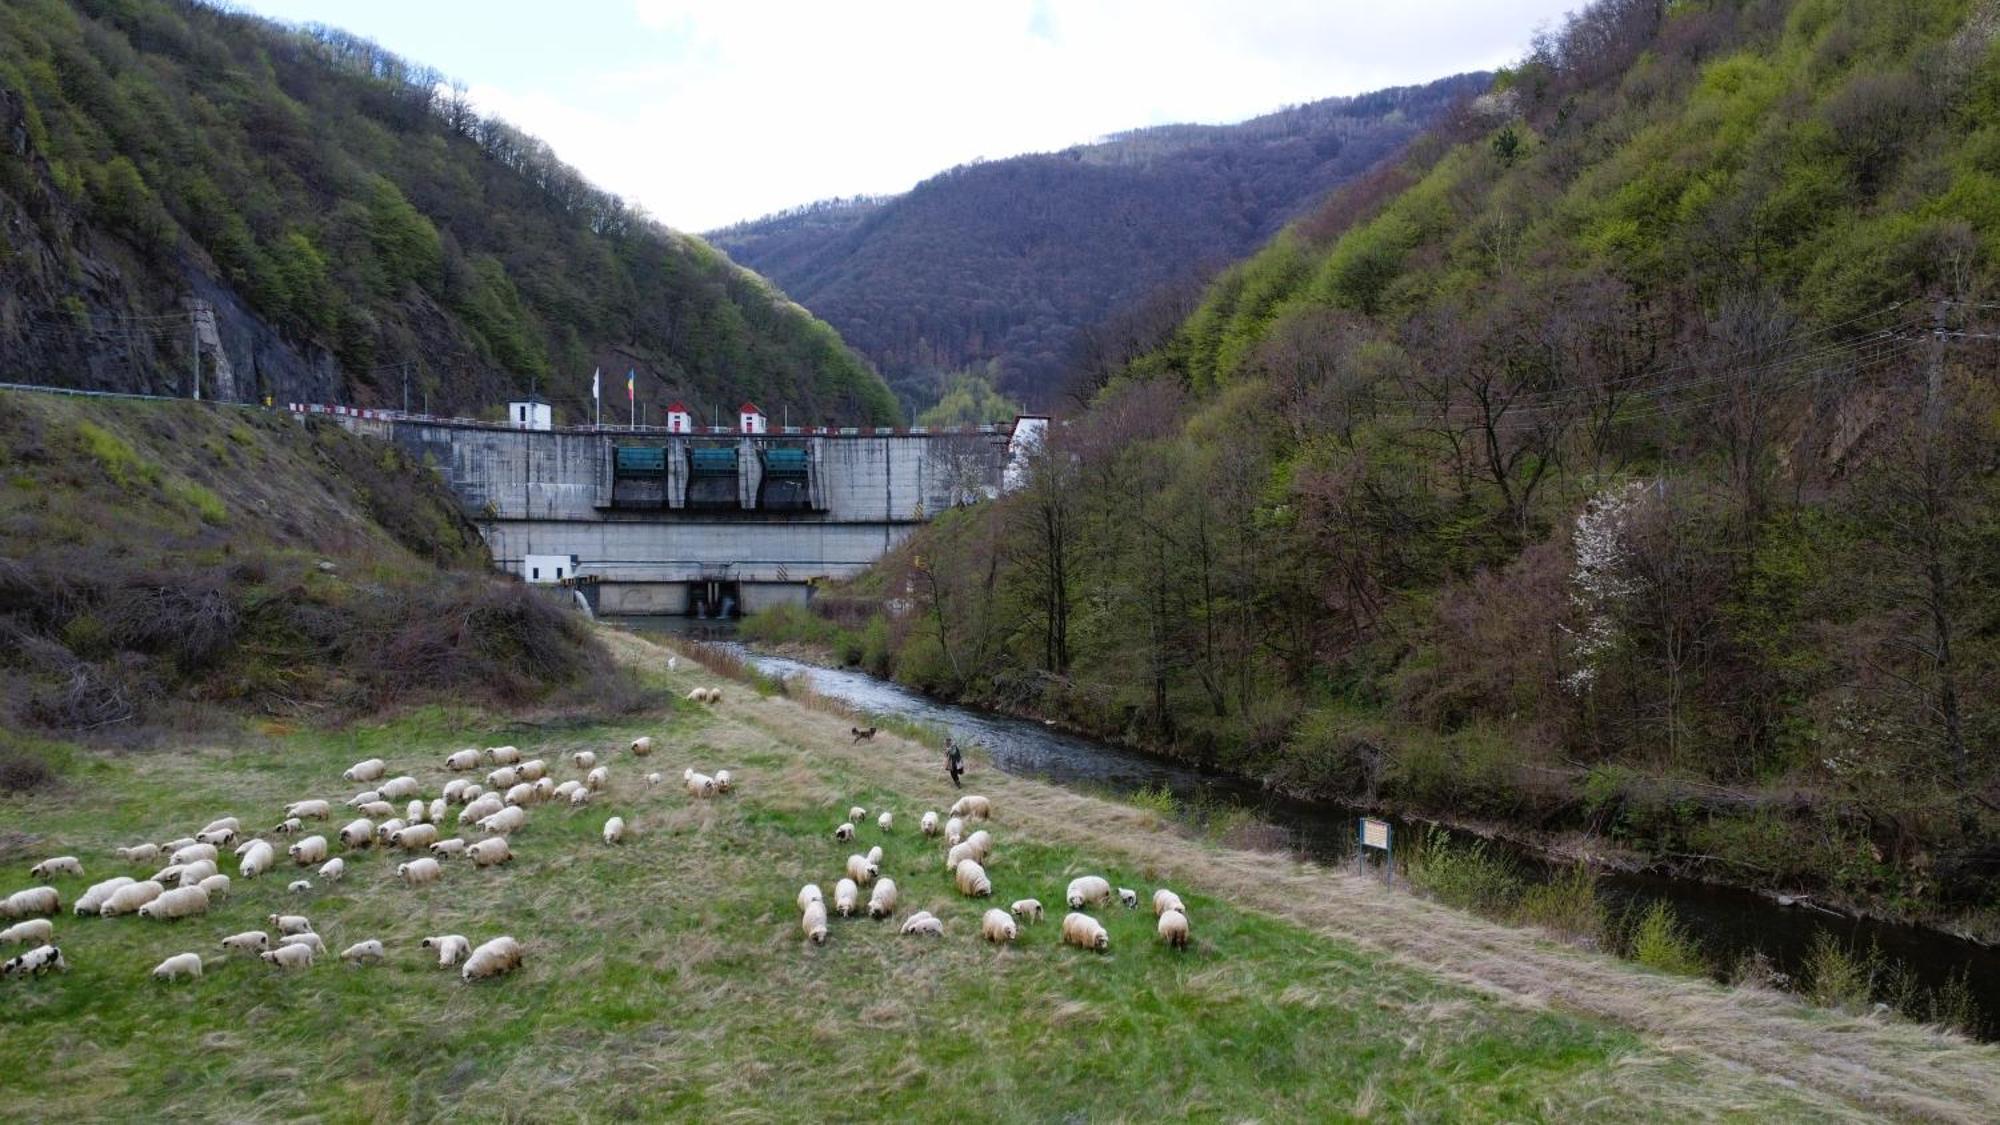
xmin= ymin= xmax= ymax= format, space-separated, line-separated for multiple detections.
xmin=1 ymin=626 xmax=1992 ymax=1119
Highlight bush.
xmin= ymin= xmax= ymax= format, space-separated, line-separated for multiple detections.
xmin=1626 ymin=901 xmax=1708 ymax=977
xmin=1517 ymin=864 xmax=1604 ymax=940
xmin=1802 ymin=932 xmax=1879 ymax=1012
xmin=0 ymin=731 xmax=75 ymax=792
xmin=1404 ymin=828 xmax=1526 ymax=915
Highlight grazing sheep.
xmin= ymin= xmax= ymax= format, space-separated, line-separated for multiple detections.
xmin=517 ymin=759 xmax=548 ymax=782
xmin=318 ymin=857 xmax=346 ymax=881
xmin=801 ymin=902 xmax=828 ymax=945
xmin=1066 ymin=876 xmax=1113 ymax=910
xmin=392 ymin=824 xmax=440 ymax=852
xmin=461 ymin=935 xmax=524 ymax=981
xmin=159 ymin=837 xmax=198 ymax=853
xmin=602 ymin=817 xmax=625 ymax=845
xmin=1118 ymin=888 xmax=1139 ymax=910
xmin=876 ymin=811 xmax=893 ymax=833
xmin=796 ymin=884 xmax=823 ymax=912
xmin=357 ymin=801 xmax=396 ymax=820
xmin=343 ymin=758 xmax=387 ymax=783
xmin=684 ymin=688 xmax=705 ymax=703
xmin=645 ymin=772 xmax=663 ymax=786
xmin=868 ymin=878 xmax=899 ymax=919
xmin=945 ymin=842 xmax=975 ymax=873
xmin=233 ymin=838 xmax=261 ymax=857
xmin=834 ymin=878 xmax=859 ymax=917
xmin=374 ymin=819 xmax=408 ymax=843
xmin=288 ymin=880 xmax=312 ymax=895
xmin=900 ymin=911 xmax=943 ymax=937
xmin=552 ymin=780 xmax=583 ymax=802
xmin=572 ymin=750 xmax=598 ymax=770
xmin=486 ymin=745 xmax=522 ymax=765
xmin=1 ymin=887 xmax=60 ymax=919
xmin=714 ymin=769 xmax=733 ymax=794
xmin=628 ymin=736 xmax=654 ymax=757
xmin=100 ymin=880 xmax=161 ymax=916
xmin=866 ymin=845 xmax=884 ymax=866
xmin=954 ymin=859 xmax=992 ymax=898
xmin=287 ymin=836 xmax=328 ymax=867
xmin=504 ymin=782 xmax=537 ymax=808
xmin=272 ymin=818 xmax=304 ymax=835
xmin=705 ymin=689 xmax=722 ymax=705
xmin=345 ymin=791 xmax=380 ymax=808
xmin=467 ymin=838 xmax=513 ymax=867
xmin=280 ymin=932 xmax=327 ymax=955
xmin=220 ymin=931 xmax=269 ymax=954
xmin=73 ymin=878 xmax=136 ymax=916
xmin=174 ymin=860 xmax=218 ymax=886
xmin=1152 ymin=889 xmax=1186 ymax=918
xmin=919 ymin=811 xmax=939 ymax=837
xmin=428 ymin=798 xmax=447 ymax=824
xmin=847 ymin=805 xmax=867 ymax=823
xmin=428 ymin=839 xmax=468 ymax=860
xmin=458 ymin=785 xmax=484 ymax=804
xmin=152 ymin=952 xmax=203 ymax=981
xmin=196 ymin=827 xmax=237 ymax=847
xmin=1062 ymin=912 xmax=1110 ymax=952
xmin=116 ymin=843 xmax=161 ymax=864
xmin=268 ymin=913 xmax=312 ymax=936
xmin=422 ymin=934 xmax=471 ymax=967
xmin=1 ymin=919 xmax=53 ymax=945
xmin=378 ymin=776 xmax=421 ymax=801
xmin=949 ymin=795 xmax=992 ymax=821
xmin=444 ymin=749 xmax=481 ymax=772
xmin=284 ymin=800 xmax=331 ymax=821
xmin=341 ymin=940 xmax=386 ymax=965
xmin=1158 ymin=908 xmax=1191 ymax=949
xmin=442 ymin=779 xmax=473 ymax=804
xmin=337 ymin=819 xmax=375 ymax=849
xmin=532 ymin=778 xmax=556 ymax=802
xmin=458 ymin=795 xmax=504 ymax=826
xmin=964 ymin=830 xmax=993 ymax=862
xmin=478 ymin=806 xmax=527 ymax=836
xmin=397 ymin=858 xmax=443 ymax=887
xmin=261 ymin=943 xmax=313 ymax=970
xmin=171 ymin=843 xmax=219 ymax=867
xmin=944 ymin=817 xmax=966 ymax=847
xmin=586 ymin=767 xmax=609 ymax=791
xmin=834 ymin=822 xmax=855 ymax=842
xmin=486 ymin=767 xmax=521 ymax=790
xmin=3 ymin=944 xmax=67 ymax=975
xmin=150 ymin=863 xmax=188 ymax=888
xmin=199 ymin=816 xmax=240 ymax=835
xmin=981 ymin=908 xmax=1018 ymax=944
xmin=136 ymin=885 xmax=210 ymax=921
xmin=1010 ymin=899 xmax=1045 ymax=924
xmin=845 ymin=854 xmax=879 ymax=886
xmin=196 ymin=874 xmax=230 ymax=899
xmin=239 ymin=841 xmax=275 ymax=880
xmin=684 ymin=772 xmax=716 ymax=799
xmin=406 ymin=799 xmax=428 ymax=824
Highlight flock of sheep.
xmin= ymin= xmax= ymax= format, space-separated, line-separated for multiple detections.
xmin=800 ymin=793 xmax=1193 ymax=954
xmin=1 ymin=734 xmax=708 ymax=983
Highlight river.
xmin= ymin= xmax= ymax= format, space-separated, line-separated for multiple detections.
xmin=617 ymin=617 xmax=1999 ymax=1037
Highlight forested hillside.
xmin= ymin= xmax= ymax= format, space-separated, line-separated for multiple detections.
xmin=0 ymin=0 xmax=899 ymax=424
xmin=709 ymin=75 xmax=1486 ymax=411
xmin=789 ymin=0 xmax=2000 ymax=929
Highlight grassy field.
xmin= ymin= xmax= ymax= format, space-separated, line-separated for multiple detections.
xmin=0 ymin=631 xmax=1991 ymax=1122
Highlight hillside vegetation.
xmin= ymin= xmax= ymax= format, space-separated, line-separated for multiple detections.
xmin=709 ymin=75 xmax=1485 ymax=411
xmin=0 ymin=0 xmax=898 ymax=424
xmin=765 ymin=0 xmax=2000 ymax=932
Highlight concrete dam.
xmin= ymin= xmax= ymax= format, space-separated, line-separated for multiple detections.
xmin=298 ymin=403 xmax=1023 ymax=615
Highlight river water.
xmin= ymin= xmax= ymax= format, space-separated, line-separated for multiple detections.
xmin=619 ymin=618 xmax=1999 ymax=1037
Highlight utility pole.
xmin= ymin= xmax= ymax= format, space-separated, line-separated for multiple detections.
xmin=189 ymin=302 xmax=201 ymax=401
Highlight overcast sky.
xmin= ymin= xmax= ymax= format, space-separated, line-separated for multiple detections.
xmin=232 ymin=1 xmax=1581 ymax=232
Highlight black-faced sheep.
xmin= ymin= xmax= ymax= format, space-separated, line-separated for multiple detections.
xmin=272 ymin=817 xmax=304 ymax=835
xmin=458 ymin=796 xmax=504 ymax=826
xmin=287 ymin=880 xmax=312 ymax=895
xmin=714 ymin=769 xmax=733 ymax=794
xmin=1061 ymin=912 xmax=1110 ymax=952
xmin=284 ymin=800 xmax=331 ymax=821
xmin=461 ymin=935 xmax=524 ymax=981
xmin=467 ymin=838 xmax=512 ymax=867
xmin=868 ymin=878 xmax=898 ymax=919
xmin=444 ymin=749 xmax=481 ymax=772
xmin=949 ymin=795 xmax=992 ymax=821
xmin=1158 ymin=908 xmax=1190 ymax=949
xmin=268 ymin=913 xmax=312 ymax=936
xmin=801 ymin=901 xmax=828 ymax=945
xmin=220 ymin=931 xmax=269 ymax=954
xmin=845 ymin=854 xmax=879 ymax=886
xmin=486 ymin=745 xmax=522 ymax=765
xmin=602 ymin=817 xmax=625 ymax=845
xmin=429 ymin=839 xmax=468 ymax=860
xmin=944 ymin=817 xmax=966 ymax=846
xmin=377 ymin=776 xmax=421 ymax=801
xmin=343 ymin=758 xmax=386 ymax=783
xmin=586 ymin=767 xmax=609 ymax=791
xmin=517 ymin=759 xmax=547 ymax=782
xmin=1066 ymin=876 xmax=1112 ymax=910
xmin=115 ymin=843 xmax=161 ymax=864
xmin=391 ymin=824 xmax=440 ymax=852
xmin=572 ymin=750 xmax=598 ymax=770
xmin=847 ymin=805 xmax=867 ymax=823
xmin=261 ymin=943 xmax=313 ymax=970
xmin=287 ymin=836 xmax=328 ymax=867
xmin=900 ymin=911 xmax=943 ymax=937
xmin=238 ymin=841 xmax=276 ymax=880
xmin=170 ymin=843 xmax=219 ymax=867
xmin=628 ymin=736 xmax=654 ymax=757
xmin=341 ymin=940 xmax=386 ymax=965
xmin=422 ymin=934 xmax=471 ymax=967
xmin=397 ymin=858 xmax=442 ymax=887
xmin=72 ymin=877 xmax=136 ymax=916
xmin=834 ymin=822 xmax=855 ymax=842
xmin=1118 ymin=887 xmax=1139 ymax=909
xmin=1010 ymin=898 xmax=1044 ymax=924
xmin=337 ymin=819 xmax=375 ymax=849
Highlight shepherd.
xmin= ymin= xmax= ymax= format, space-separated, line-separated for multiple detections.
xmin=945 ymin=737 xmax=964 ymax=789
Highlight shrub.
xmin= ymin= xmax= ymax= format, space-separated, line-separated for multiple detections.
xmin=1404 ymin=827 xmax=1526 ymax=915
xmin=1516 ymin=864 xmax=1605 ymax=941
xmin=1127 ymin=782 xmax=1178 ymax=817
xmin=1802 ymin=932 xmax=1879 ymax=1012
xmin=1626 ymin=901 xmax=1708 ymax=976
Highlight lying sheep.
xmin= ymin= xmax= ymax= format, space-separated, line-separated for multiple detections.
xmin=954 ymin=859 xmax=991 ymax=898
xmin=152 ymin=952 xmax=203 ymax=982
xmin=220 ymin=931 xmax=269 ymax=955
xmin=1152 ymin=889 xmax=1186 ymax=917
xmin=1158 ymin=908 xmax=1191 ymax=949
xmin=517 ymin=759 xmax=547 ymax=783
xmin=100 ymin=881 xmax=163 ymax=917
xmin=847 ymin=805 xmax=867 ymax=824
xmin=285 ymin=800 xmax=331 ymax=821
xmin=461 ymin=935 xmax=524 ymax=981
xmin=397 ymin=858 xmax=443 ymax=887
xmin=919 ymin=811 xmax=940 ymax=837
xmin=196 ymin=874 xmax=230 ymax=899
xmin=1010 ymin=899 xmax=1045 ymax=924
xmin=317 ymin=857 xmax=346 ymax=882
xmin=341 ymin=940 xmax=386 ymax=965
xmin=478 ymin=806 xmax=527 ymax=836
xmin=280 ymin=932 xmax=327 ymax=956
xmin=797 ymin=884 xmax=823 ymax=912
xmin=487 ymin=745 xmax=522 ymax=765
xmin=445 ymin=749 xmax=482 ymax=771
xmin=834 ymin=878 xmax=859 ymax=917
xmin=944 ymin=842 xmax=975 ymax=873
xmin=392 ymin=824 xmax=440 ymax=852
xmin=866 ymin=845 xmax=884 ymax=866
xmin=268 ymin=913 xmax=312 ymax=936
xmin=171 ymin=843 xmax=219 ymax=867
xmin=287 ymin=836 xmax=328 ymax=867
xmin=357 ymin=801 xmax=395 ymax=820
xmin=239 ymin=841 xmax=275 ymax=880
xmin=981 ymin=908 xmax=1018 ymax=944
xmin=586 ymin=767 xmax=609 ymax=791
xmin=949 ymin=795 xmax=992 ymax=821
xmin=137 ymin=885 xmax=210 ymax=921
xmin=378 ymin=776 xmax=420 ymax=801
xmin=428 ymin=839 xmax=467 ymax=860
xmin=868 ymin=878 xmax=898 ymax=919
xmin=288 ymin=880 xmax=312 ymax=895
xmin=572 ymin=750 xmax=598 ymax=770
xmin=272 ymin=817 xmax=304 ymax=835
xmin=602 ymin=817 xmax=625 ymax=845
xmin=458 ymin=795 xmax=504 ymax=826
xmin=116 ymin=843 xmax=161 ymax=864
xmin=714 ymin=769 xmax=733 ymax=794
xmin=467 ymin=838 xmax=512 ymax=867
xmin=422 ymin=934 xmax=471 ymax=967
xmin=0 ymin=919 xmax=53 ymax=945
xmin=73 ymin=877 xmax=136 ymax=916
xmin=845 ymin=854 xmax=878 ymax=886
xmin=486 ymin=767 xmax=521 ymax=790
xmin=1062 ymin=912 xmax=1110 ymax=952
xmin=834 ymin=822 xmax=855 ymax=842
xmin=442 ymin=779 xmax=473 ymax=804
xmin=261 ymin=943 xmax=313 ymax=970
xmin=343 ymin=758 xmax=387 ymax=783
xmin=629 ymin=736 xmax=654 ymax=757
xmin=944 ymin=817 xmax=966 ymax=847
xmin=3 ymin=944 xmax=67 ymax=975
xmin=876 ymin=811 xmax=893 ymax=833
xmin=1066 ymin=876 xmax=1112 ymax=910
xmin=900 ymin=911 xmax=943 ymax=937
xmin=801 ymin=902 xmax=829 ymax=945
xmin=964 ymin=830 xmax=993 ymax=862
xmin=1 ymin=887 xmax=60 ymax=919
xmin=337 ymin=819 xmax=375 ymax=849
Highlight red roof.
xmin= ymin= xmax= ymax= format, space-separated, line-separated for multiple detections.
xmin=664 ymin=401 xmax=690 ymax=413
xmin=738 ymin=402 xmax=763 ymax=414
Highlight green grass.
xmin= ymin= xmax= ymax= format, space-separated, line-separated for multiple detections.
xmin=0 ymin=701 xmax=1665 ymax=1121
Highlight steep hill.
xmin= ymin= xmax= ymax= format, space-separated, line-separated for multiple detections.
xmin=0 ymin=0 xmax=899 ymax=425
xmin=709 ymin=75 xmax=1486 ymax=409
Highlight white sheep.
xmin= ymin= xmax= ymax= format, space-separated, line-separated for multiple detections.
xmin=341 ymin=939 xmax=386 ymax=965
xmin=1 ymin=887 xmax=60 ymax=918
xmin=628 ymin=736 xmax=654 ymax=757
xmin=834 ymin=822 xmax=855 ymax=842
xmin=801 ymin=901 xmax=828 ymax=945
xmin=944 ymin=817 xmax=966 ymax=846
xmin=504 ymin=782 xmax=536 ymax=807
xmin=1118 ymin=887 xmax=1139 ymax=909
xmin=900 ymin=911 xmax=943 ymax=937
xmin=405 ymin=799 xmax=428 ymax=824
xmin=684 ymin=772 xmax=716 ymax=799
xmin=422 ymin=934 xmax=471 ymax=967
xmin=954 ymin=859 xmax=991 ymax=898
xmin=357 ymin=801 xmax=395 ymax=820
xmin=981 ymin=908 xmax=1018 ymax=944
xmin=442 ymin=779 xmax=473 ymax=804
xmin=174 ymin=860 xmax=218 ymax=886
xmin=1158 ymin=908 xmax=1190 ymax=949
xmin=272 ymin=817 xmax=304 ymax=835
xmin=196 ymin=827 xmax=237 ymax=847
xmin=797 ymin=884 xmax=823 ymax=912
xmin=845 ymin=854 xmax=878 ymax=886
xmin=552 ymin=780 xmax=583 ymax=802
xmin=586 ymin=767 xmax=609 ymax=791
xmin=683 ymin=688 xmax=704 ymax=704
xmin=467 ymin=838 xmax=512 ymax=867
xmin=834 ymin=878 xmax=859 ymax=917
xmin=343 ymin=758 xmax=386 ymax=783
xmin=219 ymin=931 xmax=269 ymax=954
xmin=458 ymin=795 xmax=504 ymax=826
xmin=196 ymin=874 xmax=230 ymax=899
xmin=239 ymin=841 xmax=275 ymax=880
xmin=602 ymin=817 xmax=625 ymax=845
xmin=268 ymin=913 xmax=312 ymax=936
xmin=99 ymin=881 xmax=163 ymax=917
xmin=115 ymin=843 xmax=161 ymax=864
xmin=1010 ymin=898 xmax=1045 ymax=924
xmin=876 ymin=811 xmax=893 ymax=833
xmin=572 ymin=750 xmax=598 ymax=770
xmin=461 ymin=935 xmax=524 ymax=981
xmin=919 ymin=811 xmax=940 ymax=837
xmin=444 ymin=749 xmax=481 ymax=771
xmin=517 ymin=759 xmax=547 ymax=783
xmin=151 ymin=863 xmax=187 ymax=888
xmin=376 ymin=776 xmax=419 ymax=801
xmin=714 ymin=769 xmax=733 ymax=794
xmin=867 ymin=878 xmax=898 ymax=919
xmin=486 ymin=766 xmax=520 ymax=790
xmin=391 ymin=824 xmax=440 ymax=852
xmin=200 ymin=816 xmax=240 ymax=835
xmin=284 ymin=800 xmax=331 ymax=821
xmin=478 ymin=806 xmax=527 ymax=836
xmin=964 ymin=830 xmax=993 ymax=862
xmin=374 ymin=819 xmax=408 ymax=842
xmin=261 ymin=943 xmax=313 ymax=970
xmin=73 ymin=877 xmax=136 ymax=916
xmin=1066 ymin=876 xmax=1112 ymax=910
xmin=337 ymin=819 xmax=375 ymax=849
xmin=944 ymin=842 xmax=975 ymax=873
xmin=847 ymin=805 xmax=867 ymax=823
xmin=153 ymin=952 xmax=203 ymax=981
xmin=645 ymin=772 xmax=663 ymax=786
xmin=429 ymin=797 xmax=448 ymax=823
xmin=317 ymin=857 xmax=347 ymax=882
xmin=1 ymin=944 xmax=66 ymax=975
xmin=345 ymin=790 xmax=380 ymax=808
xmin=486 ymin=745 xmax=522 ymax=765
xmin=949 ymin=795 xmax=992 ymax=821
xmin=288 ymin=880 xmax=312 ymax=895
xmin=159 ymin=837 xmax=197 ymax=853
xmin=532 ymin=777 xmax=556 ymax=802
xmin=280 ymin=932 xmax=327 ymax=955
xmin=287 ymin=835 xmax=328 ymax=867
xmin=428 ymin=839 xmax=468 ymax=860
xmin=397 ymin=858 xmax=443 ymax=887
xmin=567 ymin=789 xmax=591 ymax=810
xmin=458 ymin=784 xmax=484 ymax=804
xmin=705 ymin=688 xmax=722 ymax=705
xmin=1152 ymin=889 xmax=1186 ymax=917
xmin=136 ymin=885 xmax=210 ymax=921
xmin=0 ymin=919 xmax=53 ymax=945
xmin=233 ymin=838 xmax=261 ymax=857
xmin=866 ymin=845 xmax=884 ymax=866
xmin=1062 ymin=912 xmax=1110 ymax=952
xmin=170 ymin=842 xmax=218 ymax=866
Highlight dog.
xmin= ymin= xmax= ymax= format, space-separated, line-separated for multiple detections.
xmin=851 ymin=726 xmax=877 ymax=743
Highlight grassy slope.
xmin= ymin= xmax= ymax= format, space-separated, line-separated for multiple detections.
xmin=0 ymin=630 xmax=1989 ymax=1121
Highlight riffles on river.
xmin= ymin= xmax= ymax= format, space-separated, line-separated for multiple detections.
xmin=618 ymin=617 xmax=1999 ymax=1038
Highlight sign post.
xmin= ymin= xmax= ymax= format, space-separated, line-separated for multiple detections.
xmin=1358 ymin=817 xmax=1392 ymax=887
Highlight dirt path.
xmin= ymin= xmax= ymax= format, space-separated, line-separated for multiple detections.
xmin=614 ymin=630 xmax=2000 ymax=1122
